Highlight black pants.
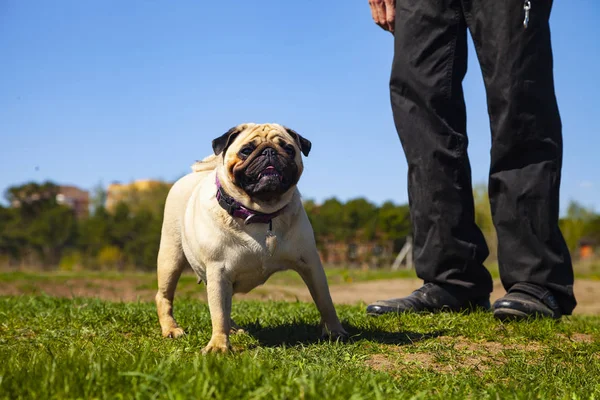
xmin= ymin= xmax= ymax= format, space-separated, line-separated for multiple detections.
xmin=390 ymin=0 xmax=576 ymax=314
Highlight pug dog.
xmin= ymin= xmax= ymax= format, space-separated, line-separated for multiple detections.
xmin=155 ymin=123 xmax=347 ymax=354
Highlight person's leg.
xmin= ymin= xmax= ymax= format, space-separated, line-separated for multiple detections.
xmin=367 ymin=0 xmax=493 ymax=315
xmin=461 ymin=0 xmax=576 ymax=318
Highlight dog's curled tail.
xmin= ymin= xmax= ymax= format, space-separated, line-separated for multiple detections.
xmin=191 ymin=155 xmax=219 ymax=173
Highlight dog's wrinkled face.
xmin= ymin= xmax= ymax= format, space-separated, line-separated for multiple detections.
xmin=212 ymin=123 xmax=311 ymax=202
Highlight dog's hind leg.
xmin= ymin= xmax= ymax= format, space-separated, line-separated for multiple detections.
xmin=156 ymin=232 xmax=189 ymax=338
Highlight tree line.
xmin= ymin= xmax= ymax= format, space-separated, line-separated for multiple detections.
xmin=0 ymin=182 xmax=170 ymax=270
xmin=0 ymin=181 xmax=596 ymax=270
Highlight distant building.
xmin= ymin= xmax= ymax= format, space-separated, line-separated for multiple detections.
xmin=105 ymin=179 xmax=167 ymax=212
xmin=56 ymin=185 xmax=90 ymax=219
xmin=10 ymin=184 xmax=90 ymax=219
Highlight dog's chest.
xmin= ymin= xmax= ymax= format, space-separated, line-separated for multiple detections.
xmin=226 ymin=230 xmax=289 ymax=293
xmin=230 ymin=259 xmax=283 ymax=294
xmin=183 ymin=220 xmax=290 ymax=294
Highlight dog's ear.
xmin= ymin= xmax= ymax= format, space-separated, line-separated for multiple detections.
xmin=212 ymin=126 xmax=243 ymax=156
xmin=284 ymin=127 xmax=311 ymax=157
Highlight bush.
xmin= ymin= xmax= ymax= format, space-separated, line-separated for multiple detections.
xmin=97 ymin=246 xmax=124 ymax=270
xmin=58 ymin=251 xmax=84 ymax=272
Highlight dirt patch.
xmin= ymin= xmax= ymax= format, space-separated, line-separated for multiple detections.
xmin=438 ymin=336 xmax=542 ymax=352
xmin=254 ymin=278 xmax=600 ymax=316
xmin=365 ymin=354 xmax=397 ymax=373
xmin=2 ymin=276 xmax=600 ymax=315
xmin=558 ymin=333 xmax=595 ymax=343
xmin=365 ymin=336 xmax=544 ymax=375
xmin=0 ymin=278 xmax=159 ymax=302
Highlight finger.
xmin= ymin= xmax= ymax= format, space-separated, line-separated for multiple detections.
xmin=368 ymin=0 xmax=379 ymax=23
xmin=369 ymin=0 xmax=388 ymax=31
xmin=385 ymin=0 xmax=396 ymax=33
xmin=375 ymin=2 xmax=388 ymax=31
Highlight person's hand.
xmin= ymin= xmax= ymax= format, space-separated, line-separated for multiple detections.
xmin=368 ymin=0 xmax=396 ymax=34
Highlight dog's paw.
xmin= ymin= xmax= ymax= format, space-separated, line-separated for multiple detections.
xmin=162 ymin=326 xmax=185 ymax=339
xmin=201 ymin=342 xmax=230 ymax=354
xmin=202 ymin=335 xmax=231 ymax=355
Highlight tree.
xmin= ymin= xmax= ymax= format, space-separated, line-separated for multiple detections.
xmin=560 ymin=201 xmax=595 ymax=252
xmin=342 ymin=198 xmax=378 ymax=240
xmin=376 ymin=201 xmax=411 ymax=241
xmin=582 ymin=216 xmax=600 ymax=245
xmin=0 ymin=205 xmax=21 ymax=262
xmin=77 ymin=206 xmax=112 ymax=258
xmin=473 ymin=184 xmax=497 ymax=260
xmin=123 ymin=208 xmax=162 ymax=270
xmin=90 ymin=182 xmax=107 ymax=214
xmin=3 ymin=182 xmax=76 ymax=266
xmin=5 ymin=181 xmax=59 ymax=218
xmin=303 ymin=199 xmax=326 ymax=244
xmin=110 ymin=202 xmax=134 ymax=249
xmin=317 ymin=198 xmax=346 ymax=240
xmin=26 ymin=205 xmax=76 ymax=265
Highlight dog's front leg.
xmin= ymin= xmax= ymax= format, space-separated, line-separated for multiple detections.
xmin=202 ymin=265 xmax=233 ymax=354
xmin=296 ymin=252 xmax=348 ymax=340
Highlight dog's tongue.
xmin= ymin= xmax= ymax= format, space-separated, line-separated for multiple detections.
xmin=261 ymin=166 xmax=283 ymax=182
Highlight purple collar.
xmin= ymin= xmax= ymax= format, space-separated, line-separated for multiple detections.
xmin=215 ymin=175 xmax=286 ymax=225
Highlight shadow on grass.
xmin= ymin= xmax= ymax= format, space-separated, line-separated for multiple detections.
xmin=244 ymin=321 xmax=445 ymax=347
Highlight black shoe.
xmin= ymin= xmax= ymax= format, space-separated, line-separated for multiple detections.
xmin=366 ymin=283 xmax=491 ymax=316
xmin=493 ymin=282 xmax=562 ymax=321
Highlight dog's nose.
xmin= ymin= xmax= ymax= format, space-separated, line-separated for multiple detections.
xmin=262 ymin=148 xmax=276 ymax=158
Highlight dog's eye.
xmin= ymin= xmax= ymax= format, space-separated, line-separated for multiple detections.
xmin=284 ymin=145 xmax=296 ymax=157
xmin=239 ymin=146 xmax=254 ymax=157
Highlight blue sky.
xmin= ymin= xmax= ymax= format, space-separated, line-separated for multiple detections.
xmin=1 ymin=1 xmax=599 ymax=215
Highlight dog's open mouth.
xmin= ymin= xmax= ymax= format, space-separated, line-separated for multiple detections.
xmin=258 ymin=166 xmax=283 ymax=182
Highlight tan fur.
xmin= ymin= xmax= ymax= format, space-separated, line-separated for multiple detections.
xmin=155 ymin=123 xmax=347 ymax=354
xmin=191 ymin=154 xmax=218 ymax=173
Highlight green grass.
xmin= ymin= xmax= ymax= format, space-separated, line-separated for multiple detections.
xmin=267 ymin=267 xmax=418 ymax=285
xmin=3 ymin=260 xmax=599 ymax=290
xmin=0 ymin=267 xmax=419 ymax=290
xmin=1 ymin=295 xmax=599 ymax=399
xmin=0 ymin=270 xmax=159 ymax=284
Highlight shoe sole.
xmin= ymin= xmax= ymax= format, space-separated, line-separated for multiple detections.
xmin=493 ymin=307 xmax=530 ymax=321
xmin=366 ymin=309 xmax=438 ymax=317
xmin=367 ymin=306 xmax=490 ymax=317
xmin=366 ymin=311 xmax=383 ymax=317
xmin=493 ymin=307 xmax=559 ymax=321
